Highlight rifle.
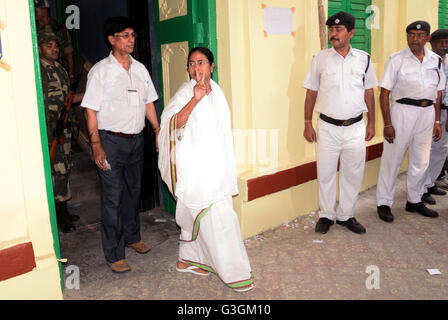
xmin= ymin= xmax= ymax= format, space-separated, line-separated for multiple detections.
xmin=49 ymin=91 xmax=73 ymax=165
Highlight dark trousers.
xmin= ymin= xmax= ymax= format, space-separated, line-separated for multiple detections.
xmin=97 ymin=130 xmax=144 ymax=263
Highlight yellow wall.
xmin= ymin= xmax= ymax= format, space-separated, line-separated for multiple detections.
xmin=0 ymin=0 xmax=62 ymax=299
xmin=217 ymin=0 xmax=439 ymax=238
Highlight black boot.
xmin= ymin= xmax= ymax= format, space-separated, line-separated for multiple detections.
xmin=377 ymin=205 xmax=394 ymax=222
xmin=68 ymin=208 xmax=80 ymax=222
xmin=61 ymin=201 xmax=80 ymax=222
xmin=421 ymin=192 xmax=436 ymax=205
xmin=428 ymin=186 xmax=447 ymax=196
xmin=56 ymin=202 xmax=76 ymax=233
xmin=315 ymin=218 xmax=334 ymax=234
xmin=405 ymin=201 xmax=439 ymax=218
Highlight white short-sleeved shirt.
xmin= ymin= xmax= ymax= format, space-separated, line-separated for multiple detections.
xmin=380 ymin=46 xmax=445 ymax=102
xmin=303 ymin=47 xmax=378 ymax=119
xmin=81 ymin=52 xmax=159 ymax=134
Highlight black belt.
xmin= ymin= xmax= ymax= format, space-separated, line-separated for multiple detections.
xmin=396 ymin=98 xmax=433 ymax=107
xmin=319 ymin=113 xmax=363 ymax=126
xmin=441 ymin=104 xmax=448 ymax=110
xmin=102 ymin=130 xmax=141 ymax=139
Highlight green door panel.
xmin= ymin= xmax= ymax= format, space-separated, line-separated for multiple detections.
xmin=327 ymin=0 xmax=372 ymax=53
xmin=154 ymin=0 xmax=217 ymax=215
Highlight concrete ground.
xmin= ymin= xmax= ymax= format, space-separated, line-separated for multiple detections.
xmin=60 ymin=145 xmax=448 ymax=300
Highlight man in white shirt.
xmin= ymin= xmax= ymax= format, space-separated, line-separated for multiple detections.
xmin=421 ymin=29 xmax=448 ymax=205
xmin=81 ymin=16 xmax=160 ymax=273
xmin=303 ymin=11 xmax=377 ymax=234
xmin=376 ymin=21 xmax=445 ymax=222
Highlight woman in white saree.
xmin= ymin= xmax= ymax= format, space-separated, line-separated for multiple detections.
xmin=158 ymin=47 xmax=254 ymax=292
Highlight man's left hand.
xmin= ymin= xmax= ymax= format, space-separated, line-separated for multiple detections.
xmin=433 ymin=123 xmax=442 ymax=141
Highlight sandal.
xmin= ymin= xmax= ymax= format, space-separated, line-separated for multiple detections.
xmin=233 ymin=283 xmax=254 ymax=293
xmin=176 ymin=262 xmax=210 ymax=276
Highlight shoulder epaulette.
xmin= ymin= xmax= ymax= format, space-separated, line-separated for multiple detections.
xmin=389 ymin=51 xmax=402 ymax=60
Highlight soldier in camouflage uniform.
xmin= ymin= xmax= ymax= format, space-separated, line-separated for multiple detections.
xmin=39 ymin=31 xmax=83 ymax=233
xmin=35 ymin=0 xmax=84 ymax=146
xmin=35 ymin=0 xmax=75 ymax=83
xmin=72 ymin=55 xmax=94 ymax=159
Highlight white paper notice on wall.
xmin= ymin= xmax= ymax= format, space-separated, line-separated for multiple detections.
xmin=262 ymin=4 xmax=295 ymax=37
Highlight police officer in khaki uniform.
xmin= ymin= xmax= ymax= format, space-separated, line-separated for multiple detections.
xmin=376 ymin=21 xmax=445 ymax=222
xmin=303 ymin=11 xmax=378 ymax=234
xmin=39 ymin=31 xmax=84 ymax=232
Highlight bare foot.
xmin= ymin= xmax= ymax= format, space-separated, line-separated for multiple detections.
xmin=177 ymin=261 xmax=210 ymax=275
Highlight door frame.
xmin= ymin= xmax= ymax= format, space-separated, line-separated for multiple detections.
xmin=29 ymin=0 xmax=64 ymax=291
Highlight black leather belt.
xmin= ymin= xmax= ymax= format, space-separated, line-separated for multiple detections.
xmin=441 ymin=104 xmax=447 ymax=110
xmin=396 ymin=98 xmax=433 ymax=107
xmin=319 ymin=113 xmax=363 ymax=126
xmin=102 ymin=130 xmax=141 ymax=139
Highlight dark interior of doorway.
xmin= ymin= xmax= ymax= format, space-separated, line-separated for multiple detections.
xmin=128 ymin=0 xmax=160 ymax=212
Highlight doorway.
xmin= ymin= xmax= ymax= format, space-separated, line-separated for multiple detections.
xmin=52 ymin=0 xmax=164 ymax=231
xmin=35 ymin=0 xmax=218 ymax=289
xmin=58 ymin=0 xmax=218 ymax=218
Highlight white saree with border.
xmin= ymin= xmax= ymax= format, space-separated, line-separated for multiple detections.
xmin=158 ymin=79 xmax=253 ymax=289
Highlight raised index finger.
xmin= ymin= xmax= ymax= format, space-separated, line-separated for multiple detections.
xmin=200 ymin=72 xmax=206 ymax=84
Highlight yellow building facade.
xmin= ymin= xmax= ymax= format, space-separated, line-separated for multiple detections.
xmin=217 ymin=0 xmax=439 ymax=238
xmin=0 ymin=0 xmax=442 ymax=299
xmin=0 ymin=0 xmax=63 ymax=299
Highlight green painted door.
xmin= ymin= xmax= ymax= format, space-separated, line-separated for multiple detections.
xmin=328 ymin=0 xmax=372 ymax=53
xmin=439 ymin=0 xmax=448 ymax=28
xmin=153 ymin=0 xmax=217 ymax=215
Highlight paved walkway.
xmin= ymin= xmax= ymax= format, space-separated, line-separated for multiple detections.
xmin=60 ymin=169 xmax=448 ymax=300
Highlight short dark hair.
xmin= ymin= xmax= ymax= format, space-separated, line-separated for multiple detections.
xmin=104 ymin=16 xmax=136 ymax=50
xmin=187 ymin=47 xmax=215 ymax=65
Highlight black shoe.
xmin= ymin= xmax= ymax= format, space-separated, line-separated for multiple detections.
xmin=428 ymin=186 xmax=447 ymax=196
xmin=70 ymin=214 xmax=80 ymax=222
xmin=62 ymin=203 xmax=80 ymax=221
xmin=421 ymin=193 xmax=436 ymax=205
xmin=405 ymin=201 xmax=439 ymax=218
xmin=315 ymin=218 xmax=334 ymax=234
xmin=60 ymin=225 xmax=76 ymax=233
xmin=377 ymin=205 xmax=394 ymax=222
xmin=56 ymin=201 xmax=76 ymax=233
xmin=336 ymin=218 xmax=366 ymax=234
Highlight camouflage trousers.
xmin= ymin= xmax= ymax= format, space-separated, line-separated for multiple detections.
xmin=51 ymin=128 xmax=73 ymax=203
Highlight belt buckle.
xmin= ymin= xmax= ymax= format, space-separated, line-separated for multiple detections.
xmin=341 ymin=120 xmax=351 ymax=126
xmin=421 ymin=100 xmax=428 ymax=107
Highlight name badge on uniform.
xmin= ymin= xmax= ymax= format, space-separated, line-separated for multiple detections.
xmin=127 ymin=88 xmax=139 ymax=107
